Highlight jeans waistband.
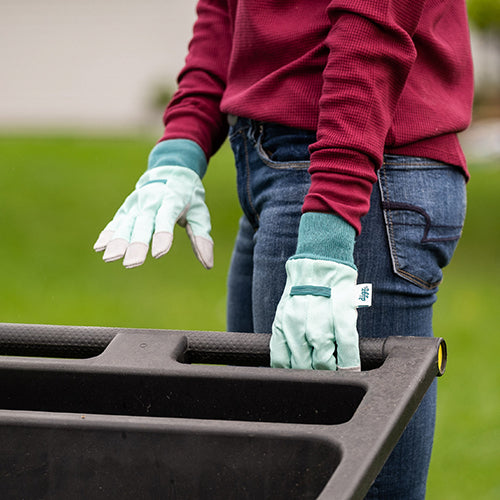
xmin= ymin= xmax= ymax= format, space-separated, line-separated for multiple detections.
xmin=227 ymin=115 xmax=316 ymax=141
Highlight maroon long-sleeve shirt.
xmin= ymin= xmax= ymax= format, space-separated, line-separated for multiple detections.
xmin=160 ymin=0 xmax=473 ymax=232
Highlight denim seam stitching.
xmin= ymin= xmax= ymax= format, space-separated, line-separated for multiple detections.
xmin=381 ymin=201 xmax=462 ymax=243
xmin=380 ymin=162 xmax=400 ymax=269
xmin=383 ymin=156 xmax=448 ymax=168
xmin=397 ymin=269 xmax=440 ymax=289
xmin=241 ymin=129 xmax=260 ymax=226
xmin=383 ymin=163 xmax=443 ymax=167
xmin=388 ymin=223 xmax=462 ymax=243
xmin=255 ymin=135 xmax=310 ymax=170
xmin=379 ymin=162 xmax=440 ymax=290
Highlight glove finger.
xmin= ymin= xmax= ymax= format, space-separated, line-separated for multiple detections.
xmin=94 ymin=186 xmax=141 ymax=252
xmin=101 ymin=213 xmax=136 ymax=261
xmin=152 ymin=173 xmax=196 ymax=234
xmin=103 ymin=238 xmax=129 ymax=262
xmin=110 ymin=209 xmax=138 ymax=242
xmin=125 ymin=182 xmax=167 ymax=246
xmin=129 ymin=213 xmax=156 ymax=246
xmin=333 ymin=307 xmax=361 ymax=371
xmin=185 ymin=223 xmax=214 ymax=269
xmin=122 ymin=242 xmax=149 ymax=268
xmin=289 ymin=338 xmax=313 ymax=370
xmin=151 ymin=231 xmax=174 ymax=259
xmin=311 ymin=344 xmax=337 ymax=371
xmin=154 ymin=197 xmax=187 ymax=235
xmin=182 ymin=195 xmax=212 ymax=240
xmin=93 ymin=229 xmax=115 ymax=252
xmin=270 ymin=313 xmax=292 ymax=369
xmin=93 ymin=206 xmax=131 ymax=251
xmin=305 ymin=301 xmax=337 ymax=371
xmin=280 ymin=296 xmax=314 ymax=369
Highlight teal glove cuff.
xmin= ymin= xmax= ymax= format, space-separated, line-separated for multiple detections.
xmin=148 ymin=139 xmax=208 ymax=178
xmin=293 ymin=212 xmax=356 ymax=269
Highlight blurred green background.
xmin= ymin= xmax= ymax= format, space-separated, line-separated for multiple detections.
xmin=0 ymin=134 xmax=498 ymax=498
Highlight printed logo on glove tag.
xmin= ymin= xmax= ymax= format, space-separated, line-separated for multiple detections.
xmin=354 ymin=284 xmax=372 ymax=308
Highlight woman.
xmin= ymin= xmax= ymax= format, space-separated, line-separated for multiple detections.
xmin=94 ymin=1 xmax=473 ymax=497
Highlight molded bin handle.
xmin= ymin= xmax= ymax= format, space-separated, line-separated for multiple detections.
xmin=0 ymin=322 xmax=447 ymax=376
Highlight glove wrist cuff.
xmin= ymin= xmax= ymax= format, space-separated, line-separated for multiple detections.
xmin=293 ymin=212 xmax=356 ymax=269
xmin=148 ymin=139 xmax=208 ymax=178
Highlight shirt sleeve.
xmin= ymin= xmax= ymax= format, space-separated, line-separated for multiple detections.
xmin=159 ymin=0 xmax=232 ymax=159
xmin=304 ymin=0 xmax=428 ymax=233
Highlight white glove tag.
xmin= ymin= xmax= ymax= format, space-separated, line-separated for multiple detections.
xmin=354 ymin=283 xmax=372 ymax=308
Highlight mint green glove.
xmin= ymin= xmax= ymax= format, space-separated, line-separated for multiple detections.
xmin=93 ymin=139 xmax=213 ymax=269
xmin=270 ymin=213 xmax=372 ymax=371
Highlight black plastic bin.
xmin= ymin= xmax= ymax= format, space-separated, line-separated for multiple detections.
xmin=0 ymin=323 xmax=446 ymax=499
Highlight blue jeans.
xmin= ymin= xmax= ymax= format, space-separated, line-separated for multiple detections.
xmin=226 ymin=117 xmax=466 ymax=499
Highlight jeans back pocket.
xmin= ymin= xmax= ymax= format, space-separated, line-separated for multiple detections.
xmin=379 ymin=157 xmax=467 ymax=289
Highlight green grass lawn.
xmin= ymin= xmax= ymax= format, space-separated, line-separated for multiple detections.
xmin=0 ymin=134 xmax=498 ymax=498
xmin=0 ymin=135 xmax=241 ymax=330
xmin=427 ymin=161 xmax=500 ymax=500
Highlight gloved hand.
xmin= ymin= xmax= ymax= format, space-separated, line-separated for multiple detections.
xmin=270 ymin=212 xmax=372 ymax=371
xmin=94 ymin=139 xmax=213 ymax=269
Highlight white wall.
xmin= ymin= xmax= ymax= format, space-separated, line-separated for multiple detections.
xmin=1 ymin=2 xmax=497 ymax=132
xmin=0 ymin=0 xmax=197 ymax=131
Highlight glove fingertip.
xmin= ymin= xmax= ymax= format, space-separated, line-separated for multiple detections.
xmin=93 ymin=230 xmax=115 ymax=252
xmin=270 ymin=359 xmax=289 ymax=369
xmin=192 ymin=235 xmax=214 ymax=270
xmin=269 ymin=331 xmax=292 ymax=369
xmin=103 ymin=238 xmax=129 ymax=262
xmin=270 ymin=350 xmax=292 ymax=369
xmin=151 ymin=231 xmax=174 ymax=259
xmin=338 ymin=365 xmax=361 ymax=372
xmin=123 ymin=242 xmax=149 ymax=268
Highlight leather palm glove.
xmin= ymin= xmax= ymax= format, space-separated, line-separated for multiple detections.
xmin=94 ymin=139 xmax=213 ymax=269
xmin=270 ymin=212 xmax=372 ymax=371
